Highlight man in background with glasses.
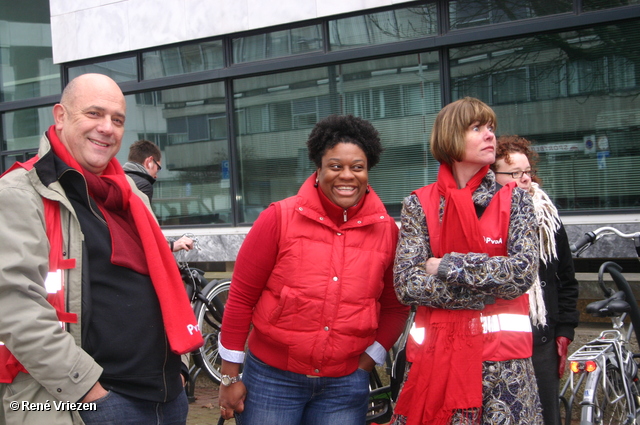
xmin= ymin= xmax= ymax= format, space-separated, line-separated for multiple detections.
xmin=123 ymin=140 xmax=193 ymax=253
xmin=123 ymin=139 xmax=162 ymax=203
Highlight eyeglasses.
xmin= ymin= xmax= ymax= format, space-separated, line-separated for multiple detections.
xmin=153 ymin=159 xmax=162 ymax=171
xmin=495 ymin=170 xmax=536 ymax=179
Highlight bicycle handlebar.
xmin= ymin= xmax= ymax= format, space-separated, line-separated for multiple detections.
xmin=570 ymin=226 xmax=640 ymax=255
xmin=570 ymin=231 xmax=596 ymax=253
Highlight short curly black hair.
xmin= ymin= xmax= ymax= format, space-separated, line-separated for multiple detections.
xmin=307 ymin=114 xmax=383 ymax=170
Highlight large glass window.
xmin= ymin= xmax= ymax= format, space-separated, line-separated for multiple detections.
xmin=450 ymin=20 xmax=640 ymax=212
xmin=143 ymin=40 xmax=224 ymax=79
xmin=232 ymin=25 xmax=323 ymax=64
xmin=0 ymin=0 xmax=60 ymax=102
xmin=583 ymin=0 xmax=640 ymax=11
xmin=449 ymin=0 xmax=572 ymax=29
xmin=121 ymin=82 xmax=231 ymax=226
xmin=1 ymin=105 xmax=54 ymax=170
xmin=329 ymin=5 xmax=437 ymax=50
xmin=233 ymin=52 xmax=441 ymax=222
xmin=68 ymin=57 xmax=138 ymax=83
xmin=3 ymin=0 xmax=639 ymax=227
xmin=1 ymin=150 xmax=36 ymax=171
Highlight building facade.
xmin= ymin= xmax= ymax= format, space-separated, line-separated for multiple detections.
xmin=1 ymin=0 xmax=639 ymax=276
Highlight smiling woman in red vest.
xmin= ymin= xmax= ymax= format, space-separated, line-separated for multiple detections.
xmin=217 ymin=114 xmax=409 ymax=424
xmin=391 ymin=97 xmax=543 ymax=425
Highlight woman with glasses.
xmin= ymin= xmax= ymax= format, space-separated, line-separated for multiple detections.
xmin=492 ymin=135 xmax=579 ymax=425
xmin=392 ymin=98 xmax=542 ymax=425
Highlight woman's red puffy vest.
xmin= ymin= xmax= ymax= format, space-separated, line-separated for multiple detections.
xmin=248 ymin=188 xmax=396 ymax=377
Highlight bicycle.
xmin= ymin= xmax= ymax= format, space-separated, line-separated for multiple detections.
xmin=559 ymin=226 xmax=640 ymax=425
xmin=176 ymin=234 xmax=232 ymax=386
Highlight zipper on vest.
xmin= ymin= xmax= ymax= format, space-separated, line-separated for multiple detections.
xmin=343 ymin=209 xmax=347 ymax=222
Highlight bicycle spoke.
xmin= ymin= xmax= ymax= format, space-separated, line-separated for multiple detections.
xmin=585 ymin=365 xmax=635 ymax=425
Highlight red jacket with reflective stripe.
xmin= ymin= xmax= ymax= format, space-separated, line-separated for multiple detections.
xmin=408 ymin=183 xmax=532 ymax=362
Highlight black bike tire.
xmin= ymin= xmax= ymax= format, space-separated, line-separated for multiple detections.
xmin=580 ymin=363 xmax=636 ymax=424
xmin=366 ymin=366 xmax=393 ymax=424
xmin=192 ymin=279 xmax=231 ymax=384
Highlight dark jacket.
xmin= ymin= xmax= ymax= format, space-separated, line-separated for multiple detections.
xmin=533 ymin=223 xmax=580 ymax=345
xmin=123 ymin=161 xmax=155 ymax=202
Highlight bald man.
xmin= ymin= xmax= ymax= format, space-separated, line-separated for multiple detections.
xmin=0 ymin=74 xmax=201 ymax=425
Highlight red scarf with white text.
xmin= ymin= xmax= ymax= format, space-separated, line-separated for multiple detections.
xmin=394 ymin=164 xmax=514 ymax=425
xmin=47 ymin=126 xmax=203 ymax=355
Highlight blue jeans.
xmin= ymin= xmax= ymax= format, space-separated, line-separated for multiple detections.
xmin=79 ymin=390 xmax=188 ymax=425
xmin=236 ymin=351 xmax=370 ymax=425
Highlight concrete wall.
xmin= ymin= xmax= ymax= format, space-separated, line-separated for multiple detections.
xmin=49 ymin=0 xmax=413 ymax=63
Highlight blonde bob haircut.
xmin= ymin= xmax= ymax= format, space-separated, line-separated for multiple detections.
xmin=430 ymin=97 xmax=497 ymax=165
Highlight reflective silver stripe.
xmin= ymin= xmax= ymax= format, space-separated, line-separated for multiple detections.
xmin=480 ymin=313 xmax=531 ymax=334
xmin=44 ymin=270 xmax=62 ymax=293
xmin=409 ymin=322 xmax=425 ymax=345
xmin=408 ymin=313 xmax=531 ymax=346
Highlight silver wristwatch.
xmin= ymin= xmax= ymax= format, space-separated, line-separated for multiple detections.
xmin=220 ymin=374 xmax=241 ymax=386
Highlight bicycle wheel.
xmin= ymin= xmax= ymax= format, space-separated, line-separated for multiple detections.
xmin=366 ymin=366 xmax=393 ymax=424
xmin=581 ymin=363 xmax=636 ymax=424
xmin=192 ymin=279 xmax=231 ymax=384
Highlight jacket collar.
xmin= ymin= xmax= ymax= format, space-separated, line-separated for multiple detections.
xmin=294 ymin=173 xmax=389 ymax=230
xmin=123 ymin=161 xmax=156 ymax=185
xmin=32 ymin=132 xmax=82 ymax=190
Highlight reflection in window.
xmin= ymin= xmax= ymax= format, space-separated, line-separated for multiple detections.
xmin=583 ymin=0 xmax=640 ymax=11
xmin=68 ymin=57 xmax=137 ymax=83
xmin=452 ymin=74 xmax=491 ymax=103
xmin=292 ymin=98 xmax=323 ymax=129
xmin=142 ymin=40 xmax=224 ymax=79
xmin=492 ymin=68 xmax=529 ymax=104
xmin=233 ymin=25 xmax=323 ymax=64
xmin=450 ymin=21 xmax=640 ymax=212
xmin=136 ymin=133 xmax=168 ymax=150
xmin=2 ymin=151 xmax=37 ymax=173
xmin=0 ymin=0 xmax=60 ymax=102
xmin=330 ymin=6 xmax=436 ymax=50
xmin=529 ymin=62 xmax=566 ymax=100
xmin=136 ymin=91 xmax=162 ymax=106
xmin=2 ymin=105 xmax=54 ymax=153
xmin=233 ymin=52 xmax=441 ymax=223
xmin=449 ymin=0 xmax=572 ymax=29
xmin=121 ymin=83 xmax=231 ymax=226
xmin=209 ymin=115 xmax=227 ymax=140
xmin=568 ymin=58 xmax=607 ymax=95
xmin=344 ymin=86 xmax=405 ymax=119
xmin=236 ymin=96 xmax=332 ymax=135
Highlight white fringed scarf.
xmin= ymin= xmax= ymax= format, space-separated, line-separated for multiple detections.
xmin=528 ymin=182 xmax=561 ymax=327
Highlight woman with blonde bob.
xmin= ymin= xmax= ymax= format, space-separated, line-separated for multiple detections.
xmin=392 ymin=97 xmax=543 ymax=425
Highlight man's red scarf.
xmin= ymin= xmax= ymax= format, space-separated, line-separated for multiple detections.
xmin=394 ymin=164 xmax=514 ymax=425
xmin=47 ymin=126 xmax=203 ymax=355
